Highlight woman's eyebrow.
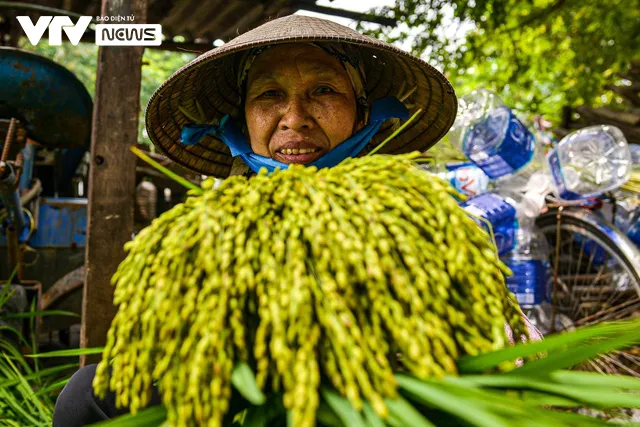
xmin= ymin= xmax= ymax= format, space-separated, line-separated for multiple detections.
xmin=306 ymin=66 xmax=341 ymax=80
xmin=248 ymin=72 xmax=278 ymax=87
xmin=250 ymin=67 xmax=341 ymax=87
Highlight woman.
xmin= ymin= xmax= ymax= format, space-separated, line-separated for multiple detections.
xmin=53 ymin=14 xmax=522 ymax=426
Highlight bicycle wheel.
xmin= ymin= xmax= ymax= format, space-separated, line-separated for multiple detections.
xmin=536 ymin=207 xmax=640 ymax=376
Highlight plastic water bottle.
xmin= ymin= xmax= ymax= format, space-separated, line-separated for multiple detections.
xmin=501 ymin=225 xmax=554 ymax=333
xmin=460 ymin=192 xmax=518 ymax=256
xmin=501 ymin=225 xmax=551 ymax=307
xmin=546 ymin=125 xmax=632 ymax=200
xmin=494 ymin=136 xmax=548 ymax=193
xmin=630 ymin=144 xmax=640 ymax=165
xmin=615 ymin=204 xmax=640 ymax=248
xmin=627 ymin=210 xmax=640 ymax=247
xmin=422 ymin=161 xmax=490 ymax=197
xmin=459 ymin=189 xmax=544 ymax=256
xmin=448 ymin=89 xmax=536 ymax=180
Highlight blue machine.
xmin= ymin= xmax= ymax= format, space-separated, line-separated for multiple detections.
xmin=0 ymin=47 xmax=91 ymax=336
xmin=0 ymin=47 xmax=92 ymax=149
xmin=0 ymin=47 xmax=91 ymax=248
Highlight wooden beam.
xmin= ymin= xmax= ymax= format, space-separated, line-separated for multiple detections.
xmin=295 ymin=1 xmax=396 ymax=26
xmin=604 ymin=84 xmax=640 ymax=108
xmin=575 ymin=105 xmax=640 ymax=145
xmin=80 ymin=0 xmax=146 ymax=366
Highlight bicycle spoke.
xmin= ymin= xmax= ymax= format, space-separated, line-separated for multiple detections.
xmin=572 ymin=234 xmax=587 ymax=291
xmin=600 ymin=353 xmax=640 ymax=377
xmin=537 ymin=208 xmax=640 ymax=376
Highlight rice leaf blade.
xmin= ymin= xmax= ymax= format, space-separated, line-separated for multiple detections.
xmin=321 ymin=388 xmax=366 ymax=427
xmin=92 ymin=406 xmax=168 ymax=426
xmin=230 ymin=362 xmax=266 ymax=405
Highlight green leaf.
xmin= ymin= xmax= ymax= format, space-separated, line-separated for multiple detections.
xmin=0 ymin=355 xmax=50 ymax=422
xmin=0 ymin=325 xmax=30 ymax=347
xmin=34 ymin=378 xmax=70 ymax=396
xmin=92 ymin=406 xmax=168 ymax=426
xmin=515 ymin=326 xmax=640 ymax=376
xmin=457 ymin=320 xmax=640 ymax=374
xmin=385 ymin=396 xmax=435 ymax=427
xmin=241 ymin=394 xmax=284 ymax=427
xmin=362 ymin=402 xmax=385 ymax=427
xmin=130 ymin=146 xmax=202 ymax=194
xmin=457 ymin=374 xmax=640 ymax=409
xmin=317 ymin=401 xmax=346 ymax=427
xmin=241 ymin=407 xmax=268 ymax=427
xmin=2 ymin=310 xmax=80 ymax=319
xmin=0 ymin=362 xmax=78 ymax=389
xmin=321 ymin=388 xmax=366 ymax=427
xmin=0 ymin=388 xmax=44 ymax=426
xmin=526 ymin=409 xmax=613 ymax=426
xmin=230 ymin=362 xmax=266 ymax=405
xmin=396 ymin=375 xmax=512 ymax=427
xmin=517 ymin=391 xmax=583 ymax=407
xmin=548 ymin=370 xmax=640 ymax=390
xmin=367 ymin=109 xmax=423 ymax=156
xmin=25 ymin=347 xmax=105 ymax=358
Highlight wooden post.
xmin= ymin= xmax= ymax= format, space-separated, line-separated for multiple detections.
xmin=81 ymin=0 xmax=147 ymax=366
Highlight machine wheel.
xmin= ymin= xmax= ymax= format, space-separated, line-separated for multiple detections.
xmin=39 ymin=265 xmax=84 ymax=348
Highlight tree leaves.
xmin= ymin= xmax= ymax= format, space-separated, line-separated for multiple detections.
xmin=365 ymin=0 xmax=640 ymax=124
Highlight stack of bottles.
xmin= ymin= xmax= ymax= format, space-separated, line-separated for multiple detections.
xmin=459 ymin=189 xmax=552 ymax=332
xmin=439 ymin=89 xmax=636 ymax=332
xmin=446 ymin=89 xmax=633 ymax=201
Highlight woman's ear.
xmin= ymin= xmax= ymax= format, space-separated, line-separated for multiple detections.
xmin=354 ymin=102 xmax=367 ymax=133
xmin=353 ymin=119 xmax=365 ymax=134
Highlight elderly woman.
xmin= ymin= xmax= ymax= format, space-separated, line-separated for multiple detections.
xmin=53 ymin=15 xmax=532 ymax=426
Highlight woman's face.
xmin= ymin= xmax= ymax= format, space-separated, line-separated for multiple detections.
xmin=244 ymin=44 xmax=363 ymax=165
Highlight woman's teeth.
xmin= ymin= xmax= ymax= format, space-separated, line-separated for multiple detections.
xmin=280 ymin=148 xmax=317 ymax=155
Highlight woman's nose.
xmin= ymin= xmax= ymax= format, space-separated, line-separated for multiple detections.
xmin=278 ymin=96 xmax=314 ymax=131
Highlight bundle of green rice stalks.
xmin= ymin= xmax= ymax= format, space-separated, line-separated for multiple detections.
xmin=94 ymin=152 xmax=640 ymax=427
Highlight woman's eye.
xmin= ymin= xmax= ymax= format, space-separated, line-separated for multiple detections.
xmin=315 ymin=86 xmax=335 ymax=94
xmin=259 ymin=90 xmax=281 ymax=98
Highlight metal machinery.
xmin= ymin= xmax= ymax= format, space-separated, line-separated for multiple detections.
xmin=0 ymin=47 xmax=92 ymax=348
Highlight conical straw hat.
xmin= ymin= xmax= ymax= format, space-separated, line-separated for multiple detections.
xmin=145 ymin=15 xmax=457 ymax=177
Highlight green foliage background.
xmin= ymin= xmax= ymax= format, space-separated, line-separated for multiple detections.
xmin=15 ymin=0 xmax=640 ymax=144
xmin=362 ymin=0 xmax=640 ymax=122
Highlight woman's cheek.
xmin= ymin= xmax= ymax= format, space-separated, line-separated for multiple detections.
xmin=316 ymin=100 xmax=356 ymax=145
xmin=247 ymin=106 xmax=277 ymax=156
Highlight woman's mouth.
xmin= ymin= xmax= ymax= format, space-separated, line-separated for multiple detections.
xmin=275 ymin=147 xmax=322 ymax=164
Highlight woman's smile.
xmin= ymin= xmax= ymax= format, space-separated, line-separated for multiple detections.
xmin=274 ymin=140 xmax=323 ymax=164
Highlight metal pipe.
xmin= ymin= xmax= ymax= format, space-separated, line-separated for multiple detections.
xmin=1 ymin=118 xmax=16 ymax=164
xmin=0 ymin=178 xmax=41 ymax=222
xmin=19 ymin=142 xmax=36 ymax=192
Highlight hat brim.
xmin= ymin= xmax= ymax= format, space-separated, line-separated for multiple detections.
xmin=145 ymin=15 xmax=457 ymax=178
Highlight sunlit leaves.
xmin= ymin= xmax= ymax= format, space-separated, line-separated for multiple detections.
xmin=366 ymin=0 xmax=640 ymax=123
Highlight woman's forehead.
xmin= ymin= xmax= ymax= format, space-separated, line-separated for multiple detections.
xmin=247 ymin=44 xmax=348 ymax=84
